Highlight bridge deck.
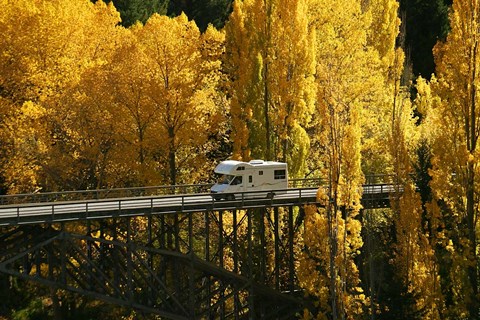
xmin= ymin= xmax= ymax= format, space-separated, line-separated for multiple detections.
xmin=0 ymin=184 xmax=395 ymax=226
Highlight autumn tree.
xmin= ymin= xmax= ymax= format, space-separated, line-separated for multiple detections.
xmin=138 ymin=13 xmax=225 ymax=185
xmin=423 ymin=0 xmax=480 ymax=317
xmin=361 ymin=0 xmax=403 ymax=176
xmin=0 ymin=0 xmax=122 ymax=193
xmin=224 ymin=0 xmax=315 ymax=178
xmin=361 ymin=0 xmax=441 ymax=316
xmin=0 ymin=1 xmax=126 ymax=316
xmin=92 ymin=29 xmax=161 ymax=186
xmin=298 ymin=0 xmax=384 ymax=317
xmin=52 ymin=13 xmax=226 ymax=188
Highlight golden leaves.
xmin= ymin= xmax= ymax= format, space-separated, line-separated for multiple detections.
xmin=1 ymin=1 xmax=227 ymax=190
xmin=225 ymin=0 xmax=315 ymax=173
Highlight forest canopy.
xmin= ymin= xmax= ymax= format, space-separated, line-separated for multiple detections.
xmin=1 ymin=0 xmax=480 ymax=319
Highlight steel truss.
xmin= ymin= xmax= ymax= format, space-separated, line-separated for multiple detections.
xmin=0 ymin=206 xmax=309 ymax=319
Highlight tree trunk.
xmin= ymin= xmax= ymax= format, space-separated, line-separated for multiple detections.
xmin=466 ymin=162 xmax=477 ymax=312
xmin=168 ymin=126 xmax=176 ymax=186
xmin=264 ymin=61 xmax=271 ymax=161
xmin=466 ymin=36 xmax=478 ymax=318
xmin=328 ymin=196 xmax=338 ymax=320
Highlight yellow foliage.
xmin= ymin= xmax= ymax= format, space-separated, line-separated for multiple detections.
xmin=3 ymin=101 xmax=48 ymax=193
xmin=299 ymin=0 xmax=392 ymax=316
xmin=411 ymin=1 xmax=480 ymax=317
xmin=394 ymin=182 xmax=441 ymax=316
xmin=1 ymin=2 xmax=226 ymax=190
xmin=299 ymin=204 xmax=367 ymax=318
xmin=138 ymin=13 xmax=225 ymax=184
xmin=225 ymin=0 xmax=315 ymax=177
xmin=0 ymin=0 xmax=123 ymax=191
xmin=366 ymin=0 xmax=401 ymax=72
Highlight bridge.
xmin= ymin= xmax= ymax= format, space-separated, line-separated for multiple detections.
xmin=0 ymin=177 xmax=396 ymax=319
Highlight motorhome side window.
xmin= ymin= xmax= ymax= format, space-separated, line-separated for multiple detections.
xmin=236 ymin=166 xmax=245 ymax=171
xmin=259 ymin=171 xmax=263 ymax=175
xmin=274 ymin=169 xmax=286 ymax=180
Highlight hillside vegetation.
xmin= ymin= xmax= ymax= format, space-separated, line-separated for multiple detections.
xmin=1 ymin=0 xmax=479 ymax=319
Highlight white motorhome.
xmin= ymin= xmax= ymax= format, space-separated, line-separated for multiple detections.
xmin=210 ymin=159 xmax=288 ymax=200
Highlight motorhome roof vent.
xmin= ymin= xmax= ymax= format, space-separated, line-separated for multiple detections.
xmin=249 ymin=159 xmax=264 ymax=164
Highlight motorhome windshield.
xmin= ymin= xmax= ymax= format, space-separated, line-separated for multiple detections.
xmin=218 ymin=174 xmax=235 ymax=184
xmin=217 ymin=174 xmax=243 ymax=185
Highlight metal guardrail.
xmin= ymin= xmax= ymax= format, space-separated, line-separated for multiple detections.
xmin=0 ymin=178 xmax=323 ymax=206
xmin=0 ymin=187 xmax=320 ymax=226
xmin=0 ymin=184 xmax=212 ymax=206
xmin=0 ymin=179 xmax=400 ymax=226
xmin=362 ymin=183 xmax=399 ymax=196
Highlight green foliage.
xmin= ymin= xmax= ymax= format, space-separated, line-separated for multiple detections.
xmin=413 ymin=139 xmax=432 ymax=206
xmin=361 ymin=208 xmax=429 ymax=320
xmin=399 ymin=0 xmax=451 ymax=77
xmin=168 ymin=0 xmax=233 ymax=31
xmin=12 ymin=299 xmax=48 ymax=320
xmin=111 ymin=0 xmax=168 ymax=26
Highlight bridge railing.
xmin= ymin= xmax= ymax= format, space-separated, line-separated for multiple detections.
xmin=0 ymin=176 xmax=395 ymax=206
xmin=0 ymin=184 xmax=211 ymax=206
xmin=0 ymin=187 xmax=321 ymax=226
xmin=288 ymin=178 xmax=323 ymax=188
xmin=0 ymin=178 xmax=323 ymax=206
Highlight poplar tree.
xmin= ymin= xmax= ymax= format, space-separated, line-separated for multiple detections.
xmin=269 ymin=0 xmax=315 ymax=175
xmin=224 ymin=0 xmax=315 ymax=177
xmin=299 ymin=0 xmax=380 ymax=317
xmin=362 ymin=0 xmax=402 ymax=176
xmin=363 ymin=0 xmax=441 ymax=316
xmin=425 ymin=0 xmax=480 ymax=317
